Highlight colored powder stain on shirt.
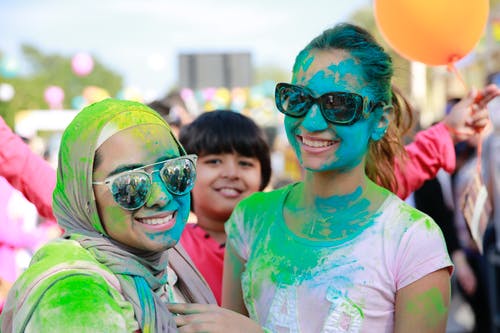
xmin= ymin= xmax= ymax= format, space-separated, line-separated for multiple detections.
xmin=400 ymin=204 xmax=439 ymax=232
xmin=294 ymin=186 xmax=375 ymax=242
xmin=249 ymin=230 xmax=326 ymax=285
xmin=302 ymin=199 xmax=373 ymax=241
xmin=5 ymin=239 xmax=138 ymax=332
xmin=227 ymin=185 xmax=453 ymax=331
xmin=244 ymin=203 xmax=370 ymax=287
xmin=27 ymin=275 xmax=128 ymax=331
xmin=257 ymin=238 xmax=362 ymax=287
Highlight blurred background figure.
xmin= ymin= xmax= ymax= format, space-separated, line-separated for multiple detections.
xmin=416 ymin=97 xmax=492 ymax=333
xmin=0 ymin=121 xmax=61 ymax=314
xmin=148 ymin=90 xmax=195 ymax=137
xmin=483 ymin=71 xmax=500 ymax=333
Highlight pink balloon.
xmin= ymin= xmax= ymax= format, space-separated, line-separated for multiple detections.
xmin=44 ymin=86 xmax=64 ymax=109
xmin=71 ymin=52 xmax=94 ymax=76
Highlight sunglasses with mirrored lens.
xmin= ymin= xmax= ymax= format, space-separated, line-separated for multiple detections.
xmin=275 ymin=83 xmax=377 ymax=125
xmin=92 ymin=154 xmax=197 ymax=210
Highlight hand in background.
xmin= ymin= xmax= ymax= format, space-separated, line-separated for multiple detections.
xmin=443 ymin=84 xmax=500 ymax=144
xmin=452 ymin=250 xmax=477 ymax=296
xmin=167 ymin=303 xmax=264 ymax=333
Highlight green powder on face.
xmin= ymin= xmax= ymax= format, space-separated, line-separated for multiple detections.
xmin=292 ymin=52 xmax=315 ymax=84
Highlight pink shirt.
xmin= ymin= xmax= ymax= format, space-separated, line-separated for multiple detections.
xmin=180 ymin=224 xmax=225 ymax=305
xmin=395 ymin=122 xmax=455 ymax=199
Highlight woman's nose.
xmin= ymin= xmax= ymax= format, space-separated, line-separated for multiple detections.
xmin=301 ymin=104 xmax=329 ymax=132
xmin=144 ymin=173 xmax=171 ymax=209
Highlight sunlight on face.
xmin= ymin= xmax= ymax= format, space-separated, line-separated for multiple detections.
xmin=286 ymin=49 xmax=379 ymax=173
xmin=192 ymin=153 xmax=262 ymax=223
xmin=92 ymin=124 xmax=190 ymax=252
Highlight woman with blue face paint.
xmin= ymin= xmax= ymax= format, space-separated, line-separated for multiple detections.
xmin=218 ymin=23 xmax=453 ymax=332
xmin=0 ymin=99 xmax=216 ymax=332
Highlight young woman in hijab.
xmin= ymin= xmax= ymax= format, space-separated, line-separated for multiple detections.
xmin=0 ymin=99 xmax=215 ymax=332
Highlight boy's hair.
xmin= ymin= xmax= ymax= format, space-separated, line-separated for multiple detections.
xmin=179 ymin=110 xmax=272 ymax=190
xmin=294 ymin=22 xmax=413 ymax=191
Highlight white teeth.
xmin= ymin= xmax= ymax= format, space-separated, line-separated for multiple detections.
xmin=140 ymin=214 xmax=173 ymax=225
xmin=302 ymin=137 xmax=334 ymax=148
xmin=220 ymin=188 xmax=239 ymax=196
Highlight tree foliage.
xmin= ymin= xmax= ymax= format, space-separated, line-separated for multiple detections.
xmin=0 ymin=44 xmax=123 ymax=127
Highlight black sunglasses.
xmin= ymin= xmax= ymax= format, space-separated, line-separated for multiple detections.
xmin=93 ymin=154 xmax=197 ymax=210
xmin=275 ymin=83 xmax=379 ymax=125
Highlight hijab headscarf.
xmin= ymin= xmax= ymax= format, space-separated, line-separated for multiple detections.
xmin=53 ymin=98 xmax=183 ymax=332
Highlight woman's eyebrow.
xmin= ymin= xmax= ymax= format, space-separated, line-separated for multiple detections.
xmin=107 ymin=163 xmax=144 ymax=177
xmin=107 ymin=155 xmax=178 ymax=177
xmin=154 ymin=155 xmax=174 ymax=164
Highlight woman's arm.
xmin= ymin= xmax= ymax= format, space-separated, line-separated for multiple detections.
xmin=395 ymin=84 xmax=500 ymax=199
xmin=394 ymin=268 xmax=450 ymax=333
xmin=0 ymin=116 xmax=56 ymax=220
xmin=222 ymin=241 xmax=248 ymax=314
xmin=166 ymin=242 xmax=261 ymax=332
xmin=395 ymin=123 xmax=455 ymax=200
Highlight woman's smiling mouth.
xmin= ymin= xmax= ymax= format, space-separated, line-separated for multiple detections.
xmin=136 ymin=211 xmax=177 ymax=231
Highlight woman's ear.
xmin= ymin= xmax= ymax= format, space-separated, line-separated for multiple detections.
xmin=371 ymin=105 xmax=391 ymax=141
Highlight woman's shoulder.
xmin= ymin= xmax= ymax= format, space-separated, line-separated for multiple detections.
xmin=380 ymin=194 xmax=443 ymax=235
xmin=2 ymin=238 xmax=137 ymax=332
xmin=22 ymin=272 xmax=135 ymax=332
xmin=25 ymin=238 xmax=113 ymax=278
xmin=238 ymin=182 xmax=297 ymax=208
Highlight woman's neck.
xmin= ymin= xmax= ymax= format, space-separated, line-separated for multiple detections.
xmin=285 ymin=170 xmax=388 ymax=242
xmin=302 ymin=164 xmax=366 ymax=199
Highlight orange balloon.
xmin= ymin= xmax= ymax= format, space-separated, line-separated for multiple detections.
xmin=374 ymin=0 xmax=489 ymax=65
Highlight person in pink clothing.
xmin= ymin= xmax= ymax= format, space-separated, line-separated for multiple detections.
xmin=0 ymin=177 xmax=59 ymax=311
xmin=178 ymin=110 xmax=272 ymax=305
xmin=395 ymin=88 xmax=497 ymax=200
xmin=0 ymin=116 xmax=56 ymax=220
xmin=0 ymin=116 xmax=61 ymax=312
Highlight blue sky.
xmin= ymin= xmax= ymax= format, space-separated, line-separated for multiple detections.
xmin=0 ymin=0 xmax=370 ymax=101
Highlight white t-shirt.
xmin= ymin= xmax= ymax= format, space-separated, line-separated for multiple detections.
xmin=226 ymin=184 xmax=453 ymax=333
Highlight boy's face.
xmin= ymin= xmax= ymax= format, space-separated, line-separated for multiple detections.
xmin=191 ymin=152 xmax=261 ymax=224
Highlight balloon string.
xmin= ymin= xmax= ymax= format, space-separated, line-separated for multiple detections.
xmin=447 ymin=60 xmax=484 ymax=175
xmin=447 ymin=60 xmax=468 ymax=91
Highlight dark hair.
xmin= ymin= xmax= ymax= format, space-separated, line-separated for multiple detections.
xmin=293 ymin=22 xmax=412 ymax=191
xmin=179 ymin=110 xmax=272 ymax=190
xmin=148 ymin=91 xmax=187 ymax=127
